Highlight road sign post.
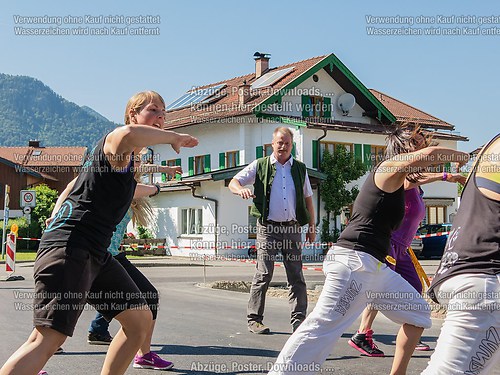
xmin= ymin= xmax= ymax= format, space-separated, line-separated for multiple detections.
xmin=1 ymin=185 xmax=10 ymax=260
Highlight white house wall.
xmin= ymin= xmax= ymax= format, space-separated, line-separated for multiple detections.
xmin=151 ymin=71 xmax=463 ymax=256
xmin=263 ymin=67 xmax=376 ymax=125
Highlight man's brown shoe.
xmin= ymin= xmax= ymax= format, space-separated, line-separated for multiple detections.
xmin=248 ymin=321 xmax=270 ymax=334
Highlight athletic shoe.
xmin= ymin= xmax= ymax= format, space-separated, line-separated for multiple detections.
xmin=133 ymin=352 xmax=174 ymax=370
xmin=248 ymin=321 xmax=270 ymax=334
xmin=38 ymin=371 xmax=48 ymax=375
xmin=54 ymin=347 xmax=64 ymax=354
xmin=348 ymin=329 xmax=385 ymax=357
xmin=87 ymin=332 xmax=113 ymax=345
xmin=291 ymin=319 xmax=303 ymax=333
xmin=415 ymin=341 xmax=431 ymax=351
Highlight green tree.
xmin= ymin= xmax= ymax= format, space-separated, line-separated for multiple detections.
xmin=136 ymin=226 xmax=154 ymax=239
xmin=29 ymin=184 xmax=58 ymax=239
xmin=320 ymin=146 xmax=366 ymax=244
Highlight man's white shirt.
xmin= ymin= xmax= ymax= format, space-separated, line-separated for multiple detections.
xmin=234 ymin=154 xmax=313 ymax=222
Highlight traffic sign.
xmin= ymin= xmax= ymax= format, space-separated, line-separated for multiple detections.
xmin=22 ymin=207 xmax=31 ymax=214
xmin=20 ymin=190 xmax=36 ymax=208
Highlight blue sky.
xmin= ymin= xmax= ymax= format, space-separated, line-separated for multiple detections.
xmin=1 ymin=0 xmax=499 ymax=151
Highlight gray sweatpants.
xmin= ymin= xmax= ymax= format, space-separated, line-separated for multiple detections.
xmin=247 ymin=221 xmax=307 ymax=325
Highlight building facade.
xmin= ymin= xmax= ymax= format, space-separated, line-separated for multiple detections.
xmin=146 ymin=53 xmax=467 ymax=257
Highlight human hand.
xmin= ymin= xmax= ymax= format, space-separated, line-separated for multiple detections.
xmin=171 ymin=134 xmax=199 ymax=154
xmin=165 ymin=165 xmax=182 ymax=177
xmin=45 ymin=217 xmax=54 ymax=227
xmin=306 ymin=225 xmax=316 ymax=243
xmin=238 ymin=188 xmax=255 ymax=200
xmin=448 ymin=173 xmax=467 ymax=184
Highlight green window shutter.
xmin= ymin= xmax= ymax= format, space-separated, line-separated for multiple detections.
xmin=188 ymin=157 xmax=194 ymax=176
xmin=301 ymin=95 xmax=309 ymax=118
xmin=204 ymin=154 xmax=211 ymax=173
xmin=175 ymin=158 xmax=181 ymax=180
xmin=312 ymin=140 xmax=318 ymax=168
xmin=236 ymin=151 xmax=240 ymax=166
xmin=363 ymin=144 xmax=372 ymax=168
xmin=161 ymin=160 xmax=167 ymax=182
xmin=323 ymin=97 xmax=331 ymax=118
xmin=256 ymin=146 xmax=263 ymax=159
xmin=292 ymin=142 xmax=296 ymax=157
xmin=354 ymin=144 xmax=362 ymax=161
xmin=219 ymin=152 xmax=226 ymax=169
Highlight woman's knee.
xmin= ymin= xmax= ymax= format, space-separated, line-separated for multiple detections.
xmin=116 ymin=307 xmax=153 ymax=333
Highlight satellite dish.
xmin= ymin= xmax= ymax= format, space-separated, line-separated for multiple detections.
xmin=337 ymin=93 xmax=356 ymax=115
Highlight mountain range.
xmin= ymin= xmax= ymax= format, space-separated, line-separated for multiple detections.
xmin=0 ymin=73 xmax=118 ymax=148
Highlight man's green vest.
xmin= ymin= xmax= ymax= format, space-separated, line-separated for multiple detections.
xmin=250 ymin=156 xmax=310 ymax=226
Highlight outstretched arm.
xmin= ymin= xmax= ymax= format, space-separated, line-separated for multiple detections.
xmin=376 ymin=147 xmax=469 ymax=193
xmin=404 ymin=172 xmax=466 ymax=190
xmin=104 ymin=125 xmax=198 ymax=169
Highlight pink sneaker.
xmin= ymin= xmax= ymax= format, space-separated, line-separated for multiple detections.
xmin=38 ymin=371 xmax=48 ymax=375
xmin=133 ymin=352 xmax=174 ymax=370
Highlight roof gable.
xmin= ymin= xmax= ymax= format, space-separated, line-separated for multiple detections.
xmin=164 ymin=53 xmax=396 ymax=129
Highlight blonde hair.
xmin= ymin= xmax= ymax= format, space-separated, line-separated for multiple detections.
xmin=273 ymin=126 xmax=294 ymax=141
xmin=130 ymin=197 xmax=155 ymax=227
xmin=124 ymin=91 xmax=166 ymax=125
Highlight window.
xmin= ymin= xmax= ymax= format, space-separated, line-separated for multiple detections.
xmin=264 ymin=144 xmax=273 ymax=156
xmin=194 ymin=156 xmax=205 ymax=174
xmin=371 ymin=145 xmax=386 ymax=165
xmin=190 ymin=154 xmax=211 ymax=175
xmin=301 ymin=95 xmax=331 ymax=118
xmin=219 ymin=151 xmax=239 ymax=169
xmin=180 ymin=208 xmax=203 ymax=235
xmin=427 ymin=206 xmax=446 ymax=224
xmin=162 ymin=159 xmax=181 ymax=181
xmin=320 ymin=141 xmax=353 ymax=157
xmin=226 ymin=151 xmax=239 ymax=168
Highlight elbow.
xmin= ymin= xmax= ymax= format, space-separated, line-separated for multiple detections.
xmin=228 ymin=179 xmax=239 ymax=193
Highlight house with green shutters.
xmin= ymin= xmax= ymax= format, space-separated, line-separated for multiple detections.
xmin=146 ymin=52 xmax=467 ymax=257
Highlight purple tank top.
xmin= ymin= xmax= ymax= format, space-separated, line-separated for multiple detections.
xmin=391 ymin=187 xmax=426 ymax=247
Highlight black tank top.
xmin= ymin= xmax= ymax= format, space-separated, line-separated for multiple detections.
xmin=337 ymin=172 xmax=405 ymax=261
xmin=40 ymin=134 xmax=137 ymax=255
xmin=428 ymin=134 xmax=500 ymax=302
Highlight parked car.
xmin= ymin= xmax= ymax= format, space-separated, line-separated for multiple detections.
xmin=417 ymin=223 xmax=453 ymax=259
xmin=410 ymin=234 xmax=423 ymax=258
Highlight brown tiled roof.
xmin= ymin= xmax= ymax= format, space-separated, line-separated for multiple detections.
xmin=0 ymin=146 xmax=87 ymax=167
xmin=369 ymin=89 xmax=453 ymax=130
xmin=164 ymin=55 xmax=329 ymax=129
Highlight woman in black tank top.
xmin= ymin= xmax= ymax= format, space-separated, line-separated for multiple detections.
xmin=0 ymin=92 xmax=199 ymax=375
xmin=269 ymin=125 xmax=469 ymax=375
xmin=422 ymin=134 xmax=500 ymax=375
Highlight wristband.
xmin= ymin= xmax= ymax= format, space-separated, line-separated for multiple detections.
xmin=442 ymin=172 xmax=448 ymax=181
xmin=150 ymin=183 xmax=161 ymax=197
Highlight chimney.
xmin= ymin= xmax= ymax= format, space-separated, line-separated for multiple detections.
xmin=28 ymin=140 xmax=40 ymax=148
xmin=254 ymin=52 xmax=270 ymax=78
xmin=238 ymin=80 xmax=251 ymax=106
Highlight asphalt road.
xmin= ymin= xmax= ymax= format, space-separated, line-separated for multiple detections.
xmin=0 ymin=257 xmax=475 ymax=375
